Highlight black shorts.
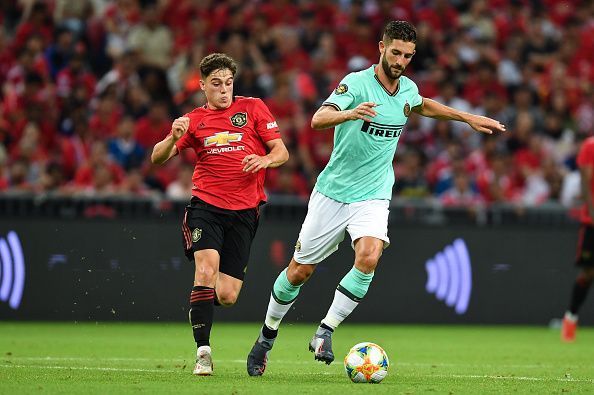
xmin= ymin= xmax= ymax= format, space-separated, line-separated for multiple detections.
xmin=182 ymin=197 xmax=259 ymax=280
xmin=576 ymin=224 xmax=594 ymax=267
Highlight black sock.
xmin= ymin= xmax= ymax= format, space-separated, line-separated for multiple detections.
xmin=262 ymin=324 xmax=278 ymax=340
xmin=569 ymin=275 xmax=592 ymax=315
xmin=320 ymin=323 xmax=334 ymax=332
xmin=189 ymin=286 xmax=215 ymax=347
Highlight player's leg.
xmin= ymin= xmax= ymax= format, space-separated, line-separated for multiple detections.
xmin=562 ymin=268 xmax=594 ymax=342
xmin=562 ymin=225 xmax=594 ymax=342
xmin=247 ymin=258 xmax=316 ymax=376
xmin=265 ymin=259 xmax=316 ymax=328
xmin=183 ymin=202 xmax=225 ymax=375
xmin=215 ymin=204 xmax=259 ymax=307
xmin=310 ymin=236 xmax=383 ymax=364
xmin=247 ymin=190 xmax=348 ymax=376
xmin=310 ymin=199 xmax=389 ymax=364
xmin=191 ymin=249 xmax=220 ymax=375
xmin=321 ymin=236 xmax=383 ymax=329
xmin=215 ymin=272 xmax=243 ymax=306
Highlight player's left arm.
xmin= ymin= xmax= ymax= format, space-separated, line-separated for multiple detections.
xmin=412 ymin=97 xmax=506 ymax=134
xmin=242 ymin=138 xmax=289 ymax=173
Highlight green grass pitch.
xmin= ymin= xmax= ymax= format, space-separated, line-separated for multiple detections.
xmin=0 ymin=322 xmax=593 ymax=394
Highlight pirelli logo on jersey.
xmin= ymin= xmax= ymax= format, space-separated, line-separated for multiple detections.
xmin=204 ymin=131 xmax=245 ymax=154
xmin=361 ymin=121 xmax=404 ymax=138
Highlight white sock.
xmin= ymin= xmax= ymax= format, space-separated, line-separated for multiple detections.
xmin=565 ymin=311 xmax=578 ymax=322
xmin=321 ymin=289 xmax=359 ymax=330
xmin=197 ymin=345 xmax=211 ymax=355
xmin=264 ymin=294 xmax=295 ymax=330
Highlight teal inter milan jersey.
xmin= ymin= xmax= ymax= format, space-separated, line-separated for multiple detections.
xmin=315 ymin=65 xmax=423 ymax=203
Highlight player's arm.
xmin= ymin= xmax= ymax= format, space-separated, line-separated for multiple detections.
xmin=151 ymin=116 xmax=189 ymax=164
xmin=580 ymin=164 xmax=594 ymax=220
xmin=242 ymin=138 xmax=289 ymax=173
xmin=412 ymin=97 xmax=506 ymax=134
xmin=311 ymin=102 xmax=378 ymax=130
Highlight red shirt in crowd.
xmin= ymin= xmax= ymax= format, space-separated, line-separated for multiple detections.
xmin=174 ymin=96 xmax=281 ymax=210
xmin=577 ymin=136 xmax=594 ymax=224
xmin=135 ymin=116 xmax=171 ymax=149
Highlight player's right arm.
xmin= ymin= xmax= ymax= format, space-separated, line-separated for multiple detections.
xmin=313 ymin=73 xmax=374 ymax=130
xmin=151 ymin=116 xmax=190 ymax=164
xmin=311 ymin=102 xmax=378 ymax=130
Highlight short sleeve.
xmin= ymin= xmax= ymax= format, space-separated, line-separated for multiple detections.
xmin=577 ymin=139 xmax=594 ymax=168
xmin=322 ymin=73 xmax=358 ymax=111
xmin=253 ymin=99 xmax=281 ymax=142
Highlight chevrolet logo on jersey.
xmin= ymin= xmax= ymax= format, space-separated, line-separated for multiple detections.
xmin=361 ymin=121 xmax=404 ymax=138
xmin=204 ymin=131 xmax=244 ymax=147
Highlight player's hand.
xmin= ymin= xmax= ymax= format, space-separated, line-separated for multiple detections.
xmin=347 ymin=102 xmax=377 ymax=123
xmin=171 ymin=117 xmax=190 ymax=141
xmin=465 ymin=114 xmax=506 ymax=135
xmin=242 ymin=154 xmax=272 ymax=173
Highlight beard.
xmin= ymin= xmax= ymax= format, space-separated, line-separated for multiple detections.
xmin=381 ymin=55 xmax=403 ymax=80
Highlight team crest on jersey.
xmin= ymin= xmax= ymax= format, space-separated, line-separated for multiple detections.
xmin=335 ymin=84 xmax=348 ymax=95
xmin=230 ymin=112 xmax=247 ymax=127
xmin=192 ymin=228 xmax=202 ymax=242
xmin=403 ymin=102 xmax=411 ymax=117
xmin=295 ymin=240 xmax=302 ymax=252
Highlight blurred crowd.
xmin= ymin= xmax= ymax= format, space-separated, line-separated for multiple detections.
xmin=0 ymin=0 xmax=592 ymax=208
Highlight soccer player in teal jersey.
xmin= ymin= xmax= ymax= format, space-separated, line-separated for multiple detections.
xmin=247 ymin=21 xmax=506 ymax=376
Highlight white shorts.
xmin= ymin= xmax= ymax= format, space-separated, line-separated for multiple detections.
xmin=293 ymin=189 xmax=390 ymax=264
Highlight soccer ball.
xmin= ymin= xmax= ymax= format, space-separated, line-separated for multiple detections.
xmin=343 ymin=342 xmax=389 ymax=383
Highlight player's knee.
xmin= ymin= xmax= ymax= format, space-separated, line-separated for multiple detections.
xmin=355 ymin=249 xmax=382 ymax=272
xmin=195 ymin=265 xmax=217 ymax=284
xmin=287 ymin=262 xmax=315 ymax=285
xmin=217 ymin=290 xmax=238 ymax=306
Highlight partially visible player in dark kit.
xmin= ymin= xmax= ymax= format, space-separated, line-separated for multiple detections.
xmin=561 ymin=135 xmax=594 ymax=343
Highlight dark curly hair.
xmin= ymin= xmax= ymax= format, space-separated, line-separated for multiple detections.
xmin=199 ymin=53 xmax=238 ymax=78
xmin=382 ymin=21 xmax=417 ymax=44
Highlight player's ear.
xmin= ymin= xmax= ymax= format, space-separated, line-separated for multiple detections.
xmin=379 ymin=40 xmax=385 ymax=55
xmin=199 ymin=79 xmax=205 ymax=91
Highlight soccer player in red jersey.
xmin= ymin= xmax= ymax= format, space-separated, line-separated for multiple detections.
xmin=151 ymin=53 xmax=289 ymax=374
xmin=561 ymin=136 xmax=594 ymax=342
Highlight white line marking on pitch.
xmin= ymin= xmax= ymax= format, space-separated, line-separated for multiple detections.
xmin=1 ymin=363 xmax=592 ymax=383
xmin=431 ymin=373 xmax=594 ymax=383
xmin=2 ymin=357 xmax=561 ymax=369
xmin=0 ymin=364 xmax=332 ymax=375
xmin=0 ymin=364 xmax=171 ymax=373
xmin=5 ymin=357 xmax=309 ymax=364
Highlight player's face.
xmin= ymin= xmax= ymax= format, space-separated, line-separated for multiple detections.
xmin=201 ymin=68 xmax=234 ymax=110
xmin=379 ymin=39 xmax=415 ymax=81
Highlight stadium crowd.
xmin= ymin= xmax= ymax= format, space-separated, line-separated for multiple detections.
xmin=0 ymin=0 xmax=592 ymax=209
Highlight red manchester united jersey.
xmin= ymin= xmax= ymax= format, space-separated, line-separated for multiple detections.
xmin=174 ymin=96 xmax=281 ymax=210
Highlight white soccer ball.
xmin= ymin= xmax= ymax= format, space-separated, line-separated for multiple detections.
xmin=343 ymin=342 xmax=390 ymax=383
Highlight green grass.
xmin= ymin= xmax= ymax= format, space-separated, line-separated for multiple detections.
xmin=0 ymin=322 xmax=593 ymax=394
